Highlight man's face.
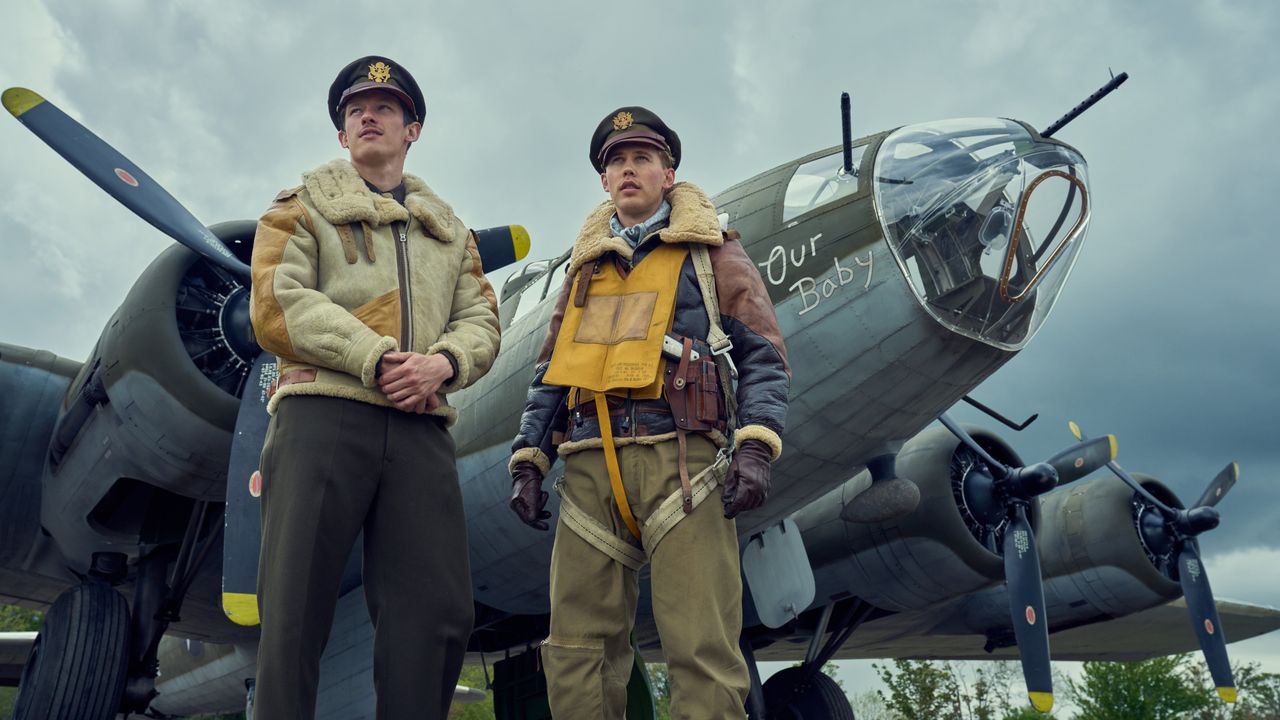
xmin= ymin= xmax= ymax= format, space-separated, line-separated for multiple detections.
xmin=600 ymin=144 xmax=675 ymax=222
xmin=338 ymin=89 xmax=421 ymax=164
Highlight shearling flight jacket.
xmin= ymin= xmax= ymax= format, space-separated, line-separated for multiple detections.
xmin=250 ymin=159 xmax=500 ymax=424
xmin=510 ymin=182 xmax=790 ymax=475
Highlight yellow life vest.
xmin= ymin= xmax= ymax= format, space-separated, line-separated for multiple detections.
xmin=544 ymin=242 xmax=690 ymax=541
xmin=544 ymin=243 xmax=688 ymax=400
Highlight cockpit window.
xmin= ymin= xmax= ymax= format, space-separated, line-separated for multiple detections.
xmin=782 ymin=145 xmax=867 ymax=222
xmin=499 ymin=259 xmax=553 ymax=330
xmin=874 ymin=118 xmax=1090 ymax=350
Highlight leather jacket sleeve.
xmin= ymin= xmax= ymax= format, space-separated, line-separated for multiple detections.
xmin=508 ymin=274 xmax=573 ymax=474
xmin=711 ymin=237 xmax=790 ymax=457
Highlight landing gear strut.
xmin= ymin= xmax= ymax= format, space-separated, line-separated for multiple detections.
xmin=751 ymin=600 xmax=874 ymax=719
xmin=123 ymin=499 xmax=224 ymax=713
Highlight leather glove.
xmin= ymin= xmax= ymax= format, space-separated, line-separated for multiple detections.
xmin=722 ymin=439 xmax=773 ymax=519
xmin=510 ymin=461 xmax=551 ymax=531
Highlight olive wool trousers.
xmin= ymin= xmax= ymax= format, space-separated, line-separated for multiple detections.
xmin=544 ymin=435 xmax=751 ymax=720
xmin=254 ymin=395 xmax=473 ymax=720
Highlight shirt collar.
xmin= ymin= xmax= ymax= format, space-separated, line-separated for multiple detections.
xmin=363 ymin=178 xmax=407 ymax=206
xmin=610 ymin=199 xmax=671 ymax=249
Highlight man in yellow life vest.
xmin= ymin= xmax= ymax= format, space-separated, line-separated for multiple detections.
xmin=508 ymin=106 xmax=790 ymax=719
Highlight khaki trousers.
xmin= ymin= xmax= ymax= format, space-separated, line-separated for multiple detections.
xmin=254 ymin=395 xmax=473 ymax=720
xmin=544 ymin=435 xmax=750 ymax=720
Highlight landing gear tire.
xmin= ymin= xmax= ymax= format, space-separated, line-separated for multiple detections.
xmin=763 ymin=666 xmax=856 ymax=720
xmin=12 ymin=581 xmax=130 ymax=720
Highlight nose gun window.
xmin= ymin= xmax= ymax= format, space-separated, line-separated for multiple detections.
xmin=874 ymin=118 xmax=1091 ymax=350
xmin=783 ymin=145 xmax=867 ymax=222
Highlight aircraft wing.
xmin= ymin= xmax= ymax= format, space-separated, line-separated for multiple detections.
xmin=0 ymin=632 xmax=36 ymax=686
xmin=749 ymin=598 xmax=1280 ymax=663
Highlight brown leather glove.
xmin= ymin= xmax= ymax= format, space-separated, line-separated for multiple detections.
xmin=510 ymin=461 xmax=551 ymax=531
xmin=722 ymin=439 xmax=773 ymax=519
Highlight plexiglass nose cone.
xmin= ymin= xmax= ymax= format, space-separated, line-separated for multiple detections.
xmin=874 ymin=118 xmax=1090 ymax=349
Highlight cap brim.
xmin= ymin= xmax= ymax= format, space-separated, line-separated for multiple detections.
xmin=337 ymin=82 xmax=417 ymax=119
xmin=598 ymin=129 xmax=670 ymax=166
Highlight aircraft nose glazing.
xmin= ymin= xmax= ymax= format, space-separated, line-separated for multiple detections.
xmin=873 ymin=118 xmax=1091 ymax=350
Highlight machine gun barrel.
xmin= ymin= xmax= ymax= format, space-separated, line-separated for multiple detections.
xmin=1041 ymin=71 xmax=1129 ymax=138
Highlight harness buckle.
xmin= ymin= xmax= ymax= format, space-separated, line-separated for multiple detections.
xmin=711 ymin=341 xmax=738 ymax=380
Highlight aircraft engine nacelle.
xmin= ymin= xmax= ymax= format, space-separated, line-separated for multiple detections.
xmin=1037 ymin=472 xmax=1182 ymax=619
xmin=945 ymin=472 xmax=1182 ymax=635
xmin=790 ymin=424 xmax=1031 ymax=613
xmin=43 ymin=223 xmax=255 ymax=557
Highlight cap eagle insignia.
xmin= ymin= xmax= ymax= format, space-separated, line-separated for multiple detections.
xmin=367 ymin=62 xmax=392 ymax=83
xmin=612 ymin=111 xmax=634 ymax=131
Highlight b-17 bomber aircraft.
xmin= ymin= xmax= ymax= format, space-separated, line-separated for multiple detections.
xmin=1 ymin=75 xmax=1276 ymax=719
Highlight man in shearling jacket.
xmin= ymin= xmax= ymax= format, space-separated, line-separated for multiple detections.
xmin=248 ymin=55 xmax=499 ymax=720
xmin=508 ymin=106 xmax=789 ymax=719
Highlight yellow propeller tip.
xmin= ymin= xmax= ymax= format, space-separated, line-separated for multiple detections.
xmin=1232 ymin=461 xmax=1241 ymax=480
xmin=1108 ymin=434 xmax=1118 ymax=461
xmin=1217 ymin=686 xmax=1237 ymax=704
xmin=222 ymin=592 xmax=261 ymax=626
xmin=1068 ymin=421 xmax=1081 ymax=440
xmin=1029 ymin=691 xmax=1054 ymax=712
xmin=2 ymin=87 xmax=45 ymax=118
xmin=510 ymin=224 xmax=531 ymax=261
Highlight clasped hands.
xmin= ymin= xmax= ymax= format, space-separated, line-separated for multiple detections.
xmin=378 ymin=351 xmax=452 ymax=414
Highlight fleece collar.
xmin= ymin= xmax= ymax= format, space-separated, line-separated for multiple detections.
xmin=567 ymin=182 xmax=723 ymax=277
xmin=301 ymin=159 xmax=467 ymax=243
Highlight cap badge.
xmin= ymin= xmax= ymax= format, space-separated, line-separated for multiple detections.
xmin=612 ymin=111 xmax=634 ymax=131
xmin=367 ymin=62 xmax=392 ymax=83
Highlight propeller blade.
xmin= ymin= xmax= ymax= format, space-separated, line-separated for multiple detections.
xmin=1194 ymin=462 xmax=1239 ymax=509
xmin=473 ymin=224 xmax=531 ymax=272
xmin=1176 ymin=544 xmax=1236 ymax=703
xmin=3 ymin=87 xmax=250 ymax=279
xmin=939 ymin=413 xmax=1009 ymax=474
xmin=1068 ymin=421 xmax=1177 ymax=515
xmin=1044 ymin=435 xmax=1116 ymax=486
xmin=221 ymin=353 xmax=273 ymax=627
xmin=1003 ymin=504 xmax=1053 ymax=712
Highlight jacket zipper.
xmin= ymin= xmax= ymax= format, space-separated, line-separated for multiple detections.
xmin=394 ymin=220 xmax=414 ymax=351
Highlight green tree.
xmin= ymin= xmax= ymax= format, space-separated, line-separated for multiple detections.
xmin=957 ymin=661 xmax=1020 ymax=720
xmin=848 ymin=689 xmax=894 ymax=720
xmin=874 ymin=658 xmax=1063 ymax=720
xmin=875 ymin=659 xmax=964 ymax=720
xmin=0 ymin=604 xmax=42 ymax=718
xmin=1232 ymin=670 xmax=1280 ymax=719
xmin=0 ymin=605 xmax=41 ymax=632
xmin=1184 ymin=659 xmax=1280 ymax=720
xmin=1068 ymin=654 xmax=1213 ymax=720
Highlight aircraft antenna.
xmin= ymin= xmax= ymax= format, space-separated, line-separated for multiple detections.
xmin=840 ymin=92 xmax=853 ymax=174
xmin=1041 ymin=71 xmax=1129 ymax=138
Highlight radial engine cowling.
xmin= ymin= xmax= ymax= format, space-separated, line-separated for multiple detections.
xmin=45 ymin=222 xmax=256 ymax=554
xmin=1039 ymin=472 xmax=1181 ymax=619
xmin=791 ymin=424 xmax=1033 ymax=612
xmin=941 ymin=472 xmax=1184 ymax=636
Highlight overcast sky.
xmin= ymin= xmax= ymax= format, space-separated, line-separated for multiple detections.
xmin=2 ymin=0 xmax=1277 ymax=703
